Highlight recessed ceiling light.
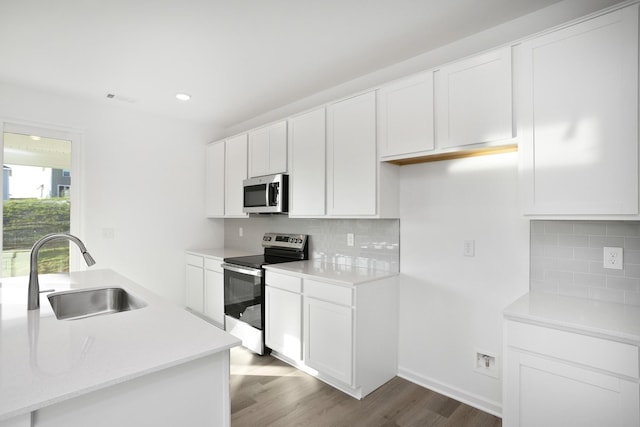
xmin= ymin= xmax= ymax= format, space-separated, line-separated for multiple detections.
xmin=30 ymin=135 xmax=41 ymax=141
xmin=176 ymin=93 xmax=191 ymax=101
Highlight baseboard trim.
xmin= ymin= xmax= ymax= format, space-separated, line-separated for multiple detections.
xmin=397 ymin=366 xmax=502 ymax=418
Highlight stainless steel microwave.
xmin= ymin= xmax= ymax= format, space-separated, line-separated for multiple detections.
xmin=242 ymin=173 xmax=288 ymax=214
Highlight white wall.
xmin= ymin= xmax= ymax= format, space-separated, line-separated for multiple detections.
xmin=397 ymin=153 xmax=529 ymax=415
xmin=0 ymin=82 xmax=224 ymax=305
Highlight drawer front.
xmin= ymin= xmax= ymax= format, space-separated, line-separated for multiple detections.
xmin=507 ymin=321 xmax=639 ymax=379
xmin=204 ymin=257 xmax=223 ymax=272
xmin=185 ymin=253 xmax=204 ymax=268
xmin=265 ymin=271 xmax=302 ymax=293
xmin=304 ymin=279 xmax=352 ymax=306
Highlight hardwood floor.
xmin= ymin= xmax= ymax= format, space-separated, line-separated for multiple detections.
xmin=230 ymin=347 xmax=501 ymax=427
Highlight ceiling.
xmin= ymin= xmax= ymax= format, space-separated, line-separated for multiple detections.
xmin=0 ymin=0 xmax=566 ymax=130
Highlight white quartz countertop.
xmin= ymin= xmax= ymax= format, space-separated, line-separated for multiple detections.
xmin=264 ymin=259 xmax=398 ymax=286
xmin=0 ymin=269 xmax=240 ymax=421
xmin=185 ymin=248 xmax=252 ymax=259
xmin=504 ymin=292 xmax=640 ymax=346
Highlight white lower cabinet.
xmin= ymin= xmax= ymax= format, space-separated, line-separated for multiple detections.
xmin=185 ymin=253 xmax=225 ymax=328
xmin=503 ymin=320 xmax=640 ymax=427
xmin=264 ymin=270 xmax=397 ymax=399
xmin=203 ymin=258 xmax=225 ymax=327
xmin=265 ymin=272 xmax=303 ymax=361
xmin=304 ymin=296 xmax=353 ymax=385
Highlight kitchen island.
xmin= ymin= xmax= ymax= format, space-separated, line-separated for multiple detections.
xmin=0 ymin=269 xmax=240 ymax=427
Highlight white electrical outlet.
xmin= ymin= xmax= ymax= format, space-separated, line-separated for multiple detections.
xmin=464 ymin=240 xmax=475 ymax=257
xmin=239 ymin=227 xmax=243 ymax=237
xmin=603 ymin=247 xmax=623 ymax=270
xmin=347 ymin=233 xmax=354 ymax=247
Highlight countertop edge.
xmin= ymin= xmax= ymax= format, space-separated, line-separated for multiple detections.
xmin=264 ymin=261 xmax=399 ymax=286
xmin=503 ymin=292 xmax=640 ymax=346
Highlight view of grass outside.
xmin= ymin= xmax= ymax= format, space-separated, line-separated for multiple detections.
xmin=2 ymin=198 xmax=71 ymax=277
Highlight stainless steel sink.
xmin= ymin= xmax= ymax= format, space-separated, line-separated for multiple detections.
xmin=47 ymin=287 xmax=147 ymax=320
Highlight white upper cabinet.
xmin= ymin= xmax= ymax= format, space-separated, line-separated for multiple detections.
xmin=517 ymin=5 xmax=639 ymax=216
xmin=435 ymin=46 xmax=512 ymax=149
xmin=205 ymin=140 xmax=225 ymax=217
xmin=327 ymin=91 xmax=377 ymax=217
xmin=224 ymin=133 xmax=248 ymax=217
xmin=378 ymin=71 xmax=434 ymax=159
xmin=248 ymin=120 xmax=287 ymax=178
xmin=288 ymin=107 xmax=326 ymax=217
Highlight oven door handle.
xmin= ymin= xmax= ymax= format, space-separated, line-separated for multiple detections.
xmin=221 ymin=263 xmax=263 ymax=278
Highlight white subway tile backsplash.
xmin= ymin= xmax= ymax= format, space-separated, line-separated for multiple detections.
xmin=588 ymin=236 xmax=625 ymax=248
xmin=607 ymin=277 xmax=640 ymax=293
xmin=544 ymin=221 xmax=574 ymax=235
xmin=557 ymin=283 xmax=590 ymax=299
xmin=543 ymin=246 xmax=573 ymax=259
xmin=555 ymin=259 xmax=589 ymax=273
xmin=606 ymin=222 xmax=640 ymax=236
xmin=224 ymin=217 xmax=400 ymax=272
xmin=625 ymin=292 xmax=640 ymax=306
xmin=558 ymin=235 xmax=589 ymax=248
xmin=589 ymin=287 xmax=625 ymax=304
xmin=573 ymin=273 xmax=606 ymax=288
xmin=626 ymin=237 xmax=640 ymax=250
xmin=625 ymin=264 xmax=640 ymax=279
xmin=531 ymin=220 xmax=640 ymax=307
xmin=574 ymin=222 xmax=607 ymax=236
xmin=573 ymin=247 xmax=601 ymax=262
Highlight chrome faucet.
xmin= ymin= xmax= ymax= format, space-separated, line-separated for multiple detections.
xmin=27 ymin=233 xmax=96 ymax=310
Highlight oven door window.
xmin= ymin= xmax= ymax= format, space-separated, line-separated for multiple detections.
xmin=224 ymin=268 xmax=263 ymax=329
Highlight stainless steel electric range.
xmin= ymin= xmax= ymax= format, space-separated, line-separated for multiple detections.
xmin=221 ymin=233 xmax=308 ymax=355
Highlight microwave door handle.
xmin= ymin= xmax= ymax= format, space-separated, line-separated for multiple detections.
xmin=268 ymin=183 xmax=279 ymax=206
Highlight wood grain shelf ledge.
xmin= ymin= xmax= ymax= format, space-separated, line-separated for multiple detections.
xmin=384 ymin=143 xmax=518 ymax=166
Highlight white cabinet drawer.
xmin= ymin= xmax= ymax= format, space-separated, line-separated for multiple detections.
xmin=204 ymin=257 xmax=223 ymax=272
xmin=265 ymin=271 xmax=302 ymax=293
xmin=304 ymin=279 xmax=352 ymax=306
xmin=507 ymin=321 xmax=639 ymax=379
xmin=185 ymin=253 xmax=204 ymax=268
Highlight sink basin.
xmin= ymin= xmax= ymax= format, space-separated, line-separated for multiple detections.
xmin=47 ymin=287 xmax=147 ymax=320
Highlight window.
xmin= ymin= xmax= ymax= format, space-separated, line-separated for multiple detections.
xmin=2 ymin=125 xmax=80 ymax=278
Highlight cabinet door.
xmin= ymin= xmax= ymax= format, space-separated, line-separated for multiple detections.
xmin=505 ymin=350 xmax=640 ymax=427
xmin=204 ymin=269 xmax=224 ymax=327
xmin=185 ymin=264 xmax=204 ymax=313
xmin=224 ymin=134 xmax=248 ymax=217
xmin=327 ymin=92 xmax=376 ymax=216
xmin=304 ymin=297 xmax=353 ymax=385
xmin=248 ymin=120 xmax=287 ymax=178
xmin=265 ymin=286 xmax=302 ymax=360
xmin=289 ymin=108 xmax=326 ymax=216
xmin=378 ymin=71 xmax=434 ymax=158
xmin=205 ymin=141 xmax=225 ymax=217
xmin=518 ymin=5 xmax=639 ymax=215
xmin=435 ymin=46 xmax=512 ymax=149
